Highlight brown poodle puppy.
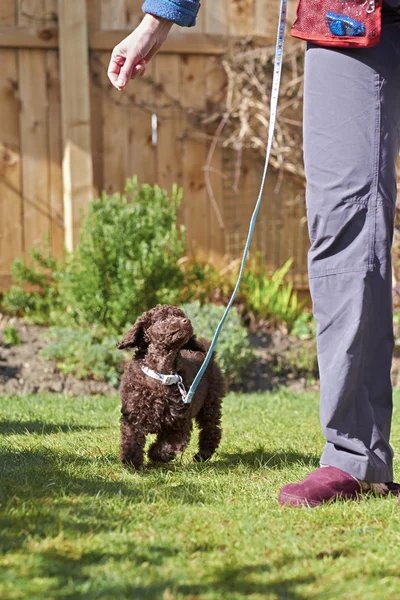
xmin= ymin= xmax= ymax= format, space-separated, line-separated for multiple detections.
xmin=117 ymin=304 xmax=226 ymax=469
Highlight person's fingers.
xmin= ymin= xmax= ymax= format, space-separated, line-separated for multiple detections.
xmin=109 ymin=46 xmax=146 ymax=90
xmin=134 ymin=60 xmax=146 ymax=74
xmin=115 ymin=54 xmax=140 ymax=90
xmin=107 ymin=52 xmax=126 ymax=87
xmin=128 ymin=60 xmax=146 ymax=81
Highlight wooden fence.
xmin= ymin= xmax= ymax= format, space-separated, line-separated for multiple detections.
xmin=0 ymin=0 xmax=309 ymax=292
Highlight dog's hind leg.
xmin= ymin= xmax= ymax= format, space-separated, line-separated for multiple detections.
xmin=194 ymin=393 xmax=222 ymax=462
xmin=120 ymin=417 xmax=146 ymax=469
xmin=148 ymin=426 xmax=192 ymax=464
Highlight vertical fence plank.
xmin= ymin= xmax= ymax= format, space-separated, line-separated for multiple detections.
xmin=0 ymin=0 xmax=16 ymax=24
xmin=126 ymin=66 xmax=157 ymax=185
xmin=87 ymin=0 xmax=104 ymax=196
xmin=154 ymin=54 xmax=183 ymax=192
xmin=45 ymin=0 xmax=64 ymax=258
xmin=228 ymin=0 xmax=255 ymax=35
xmin=0 ymin=0 xmax=23 ymax=286
xmin=100 ymin=4 xmax=129 ymax=193
xmin=205 ymin=57 xmax=226 ymax=264
xmin=86 ymin=0 xmax=100 ymax=32
xmin=46 ymin=49 xmax=64 ymax=258
xmin=89 ymin=52 xmax=104 ymax=197
xmin=125 ymin=0 xmax=143 ymax=28
xmin=18 ymin=1 xmax=51 ymax=255
xmin=100 ymin=0 xmax=126 ymax=28
xmin=101 ymin=63 xmax=156 ymax=192
xmin=58 ymin=0 xmax=93 ymax=251
xmin=255 ymin=0 xmax=274 ymax=37
xmin=205 ymin=0 xmax=228 ymax=35
xmin=203 ymin=4 xmax=227 ymax=264
xmin=101 ymin=61 xmax=129 ymax=193
xmin=180 ymin=55 xmax=209 ymax=261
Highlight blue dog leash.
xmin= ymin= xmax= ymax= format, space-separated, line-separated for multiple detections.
xmin=184 ymin=0 xmax=288 ymax=405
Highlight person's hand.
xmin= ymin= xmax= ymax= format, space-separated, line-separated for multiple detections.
xmin=108 ymin=14 xmax=173 ymax=92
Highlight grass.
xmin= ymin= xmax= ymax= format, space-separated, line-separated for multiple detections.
xmin=1 ymin=390 xmax=400 ymax=600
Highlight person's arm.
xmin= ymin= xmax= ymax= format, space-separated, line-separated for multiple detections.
xmin=108 ymin=1 xmax=201 ymax=91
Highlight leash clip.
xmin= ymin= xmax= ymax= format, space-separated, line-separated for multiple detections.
xmin=177 ymin=375 xmax=188 ymax=402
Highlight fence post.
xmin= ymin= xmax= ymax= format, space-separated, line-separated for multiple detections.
xmin=58 ymin=0 xmax=93 ymax=251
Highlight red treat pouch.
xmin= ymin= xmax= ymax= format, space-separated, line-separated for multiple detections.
xmin=291 ymin=0 xmax=382 ymax=48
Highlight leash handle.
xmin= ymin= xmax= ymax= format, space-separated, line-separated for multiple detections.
xmin=184 ymin=0 xmax=288 ymax=405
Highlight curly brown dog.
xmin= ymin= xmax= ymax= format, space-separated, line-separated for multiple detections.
xmin=117 ymin=305 xmax=226 ymax=469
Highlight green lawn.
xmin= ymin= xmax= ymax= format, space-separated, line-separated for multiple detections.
xmin=1 ymin=390 xmax=400 ymax=600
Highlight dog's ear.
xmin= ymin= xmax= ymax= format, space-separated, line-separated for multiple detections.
xmin=182 ymin=336 xmax=206 ymax=353
xmin=116 ymin=315 xmax=148 ymax=350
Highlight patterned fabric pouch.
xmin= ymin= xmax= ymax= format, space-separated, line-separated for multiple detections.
xmin=291 ymin=0 xmax=382 ymax=47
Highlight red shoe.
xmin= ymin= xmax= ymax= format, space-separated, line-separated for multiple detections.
xmin=279 ymin=466 xmax=399 ymax=508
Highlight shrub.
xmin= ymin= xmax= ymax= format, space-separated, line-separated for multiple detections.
xmin=285 ymin=342 xmax=319 ymax=381
xmin=2 ymin=326 xmax=21 ymax=347
xmin=40 ymin=327 xmax=122 ymax=386
xmin=179 ymin=260 xmax=239 ymax=305
xmin=60 ymin=178 xmax=186 ymax=333
xmin=242 ymin=258 xmax=305 ymax=330
xmin=3 ymin=179 xmax=187 ymax=334
xmin=180 ymin=301 xmax=254 ymax=384
xmin=2 ymin=246 xmax=65 ymax=325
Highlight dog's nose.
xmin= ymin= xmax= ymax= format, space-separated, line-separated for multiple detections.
xmin=182 ymin=319 xmax=189 ymax=325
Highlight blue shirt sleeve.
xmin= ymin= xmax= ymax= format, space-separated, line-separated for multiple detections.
xmin=142 ymin=0 xmax=201 ymax=27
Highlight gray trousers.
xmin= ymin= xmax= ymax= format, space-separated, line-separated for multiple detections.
xmin=304 ymin=22 xmax=400 ymax=482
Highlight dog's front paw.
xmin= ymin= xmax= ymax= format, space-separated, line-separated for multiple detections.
xmin=148 ymin=444 xmax=175 ymax=464
xmin=121 ymin=457 xmax=144 ymax=471
xmin=193 ymin=452 xmax=212 ymax=463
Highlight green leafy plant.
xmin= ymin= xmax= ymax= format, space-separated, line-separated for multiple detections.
xmin=2 ymin=245 xmax=65 ymax=325
xmin=2 ymin=326 xmax=21 ymax=347
xmin=242 ymin=258 xmax=305 ymax=331
xmin=180 ymin=301 xmax=254 ymax=385
xmin=40 ymin=328 xmax=123 ymax=386
xmin=60 ymin=178 xmax=186 ymax=333
xmin=291 ymin=312 xmax=317 ymax=340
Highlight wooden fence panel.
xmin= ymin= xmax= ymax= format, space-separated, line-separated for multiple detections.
xmin=18 ymin=1 xmax=51 ymax=257
xmin=229 ymin=0 xmax=256 ymax=36
xmin=45 ymin=0 xmax=64 ymax=258
xmin=0 ymin=0 xmax=22 ymax=291
xmin=17 ymin=53 xmax=49 ymax=256
xmin=0 ymin=0 xmax=309 ymax=293
xmin=58 ymin=0 xmax=93 ymax=251
xmin=154 ymin=54 xmax=183 ymax=192
xmin=125 ymin=1 xmax=144 ymax=28
xmin=100 ymin=0 xmax=126 ymax=29
xmin=88 ymin=2 xmax=104 ymax=196
xmin=180 ymin=55 xmax=209 ymax=260
xmin=205 ymin=0 xmax=228 ymax=35
xmin=205 ymin=56 xmax=226 ymax=263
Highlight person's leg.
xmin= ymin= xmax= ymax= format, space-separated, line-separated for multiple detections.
xmin=280 ymin=23 xmax=400 ymax=506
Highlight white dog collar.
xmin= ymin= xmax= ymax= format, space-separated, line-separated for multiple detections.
xmin=141 ymin=365 xmax=187 ymax=401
